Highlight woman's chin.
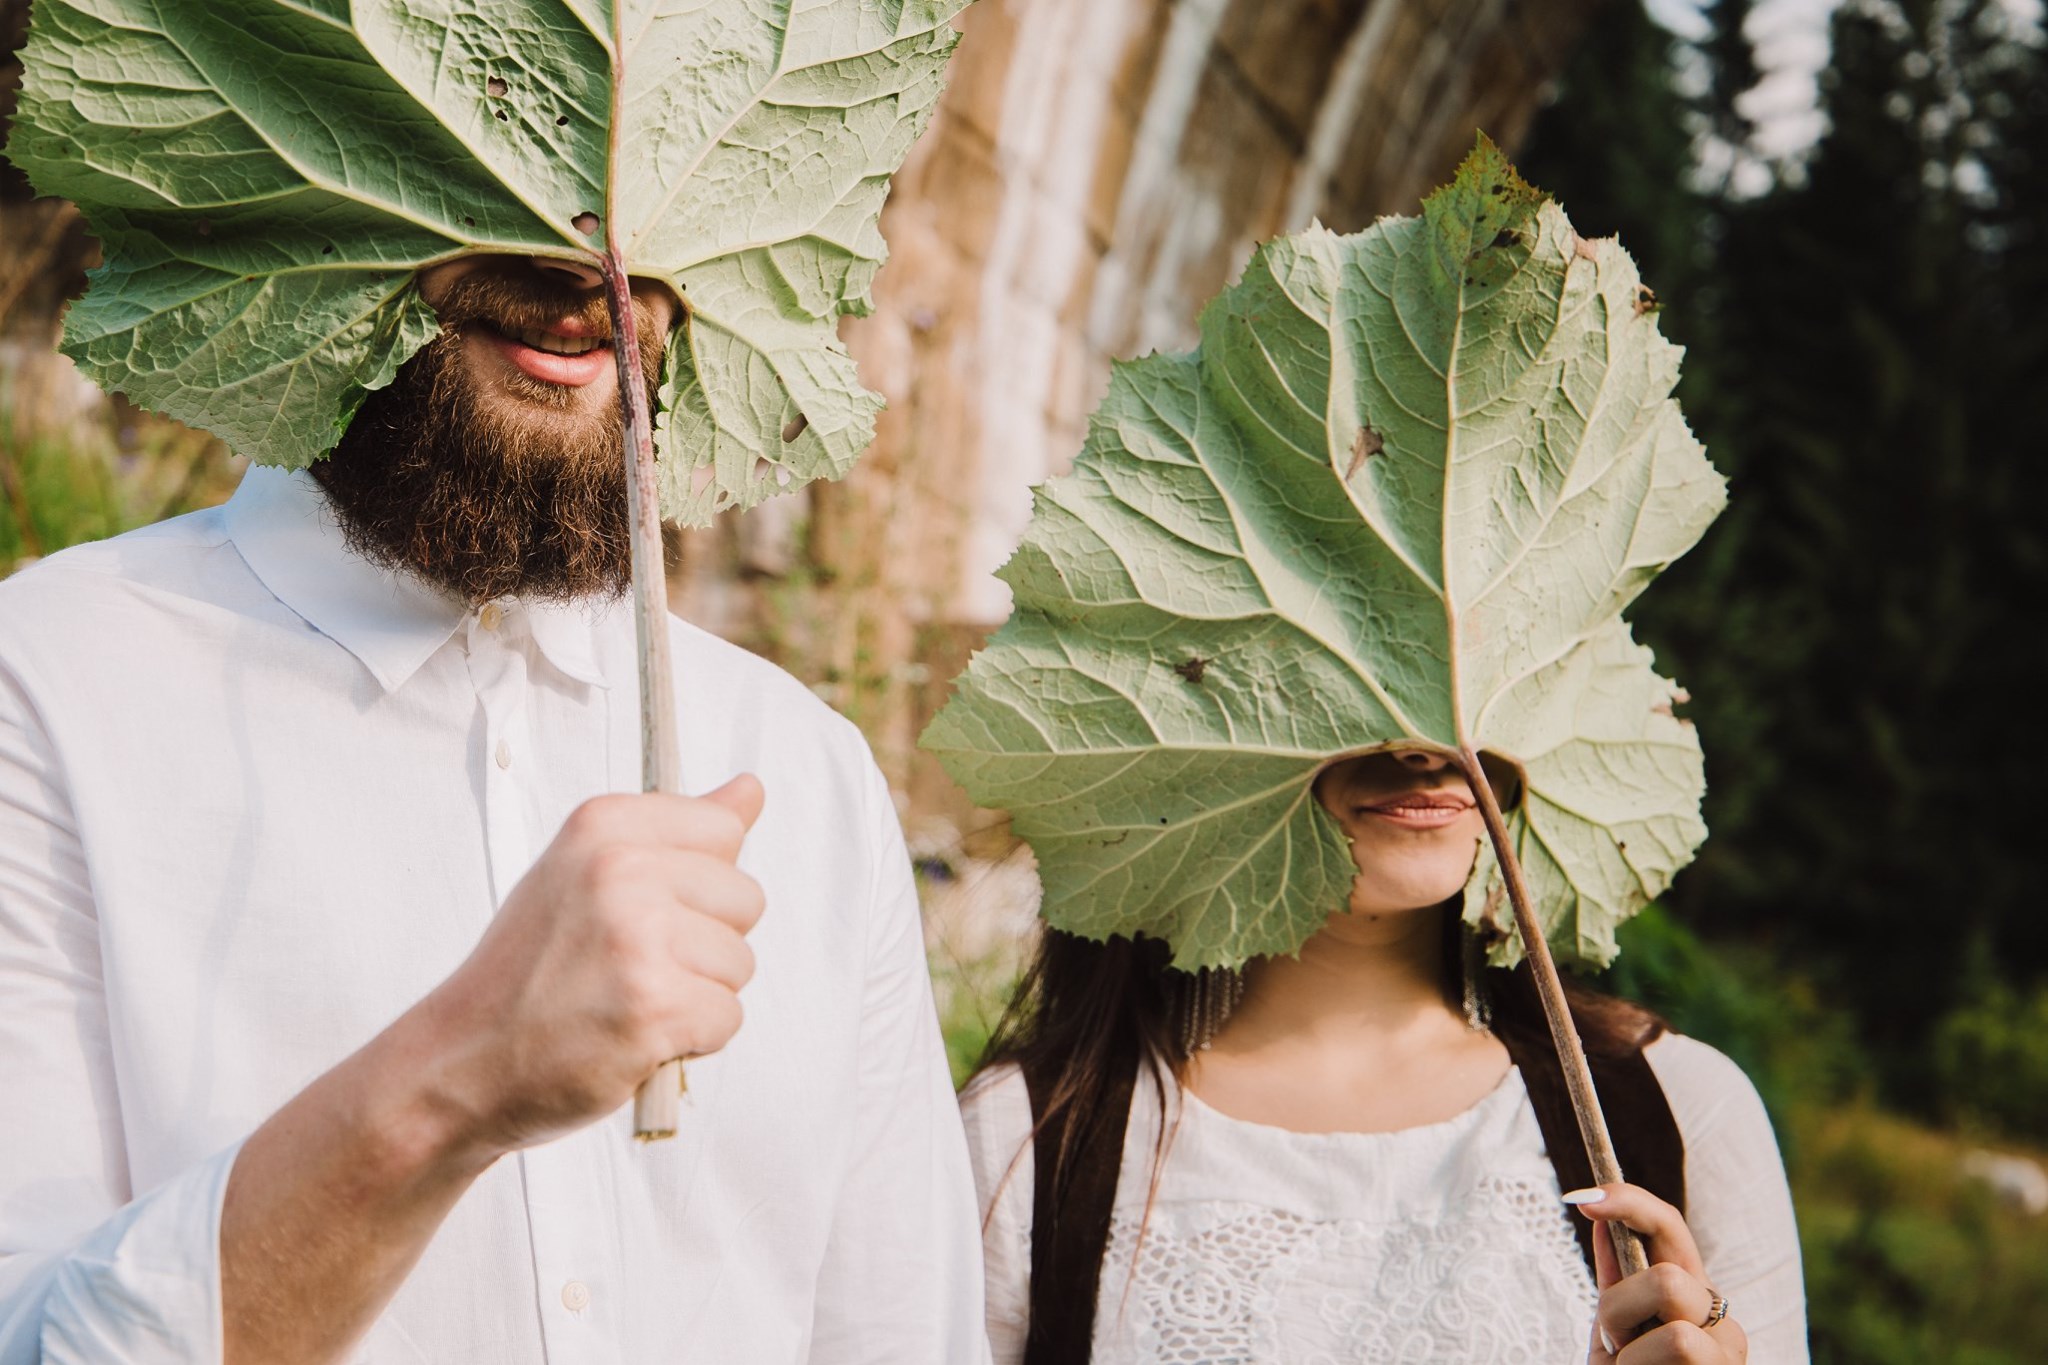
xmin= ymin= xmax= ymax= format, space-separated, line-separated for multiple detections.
xmin=1340 ymin=840 xmax=1482 ymax=917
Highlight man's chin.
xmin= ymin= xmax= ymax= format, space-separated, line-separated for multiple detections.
xmin=313 ymin=329 xmax=635 ymax=605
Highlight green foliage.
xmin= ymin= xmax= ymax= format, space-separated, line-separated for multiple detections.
xmin=1795 ymin=1105 xmax=2048 ymax=1365
xmin=1602 ymin=904 xmax=1864 ymax=1127
xmin=0 ymin=431 xmax=121 ymax=566
xmin=4 ymin=0 xmax=966 ymax=521
xmin=1520 ymin=0 xmax=2048 ymax=1100
xmin=925 ymin=141 xmax=1723 ymax=970
xmin=1934 ymin=983 xmax=2048 ymax=1140
xmin=1 ymin=383 xmax=241 ymax=574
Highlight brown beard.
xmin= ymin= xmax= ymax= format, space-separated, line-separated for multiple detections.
xmin=313 ymin=260 xmax=668 ymax=606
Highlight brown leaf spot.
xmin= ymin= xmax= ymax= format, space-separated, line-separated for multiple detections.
xmin=1571 ymin=233 xmax=1598 ymax=262
xmin=1491 ymin=229 xmax=1518 ymax=250
xmin=1172 ymin=657 xmax=1209 ymax=685
xmin=1345 ymin=424 xmax=1385 ymax=479
xmin=196 ymin=217 xmax=211 ymax=237
xmin=486 ymin=76 xmax=509 ymax=97
xmin=571 ymin=212 xmax=600 ymax=236
xmin=781 ymin=413 xmax=809 ymax=444
xmin=1478 ymin=885 xmax=1510 ymax=944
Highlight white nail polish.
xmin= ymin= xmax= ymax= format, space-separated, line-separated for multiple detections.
xmin=1562 ymin=1187 xmax=1608 ymax=1205
xmin=1600 ymin=1327 xmax=1619 ymax=1355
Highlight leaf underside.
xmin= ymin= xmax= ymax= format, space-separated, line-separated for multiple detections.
xmin=7 ymin=0 xmax=967 ymax=523
xmin=923 ymin=139 xmax=1726 ymax=971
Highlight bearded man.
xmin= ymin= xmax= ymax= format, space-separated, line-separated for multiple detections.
xmin=0 ymin=254 xmax=988 ymax=1363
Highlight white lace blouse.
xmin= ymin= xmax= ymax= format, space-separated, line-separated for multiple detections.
xmin=961 ymin=1034 xmax=1807 ymax=1364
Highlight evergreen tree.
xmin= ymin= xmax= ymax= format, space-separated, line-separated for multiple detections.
xmin=1522 ymin=0 xmax=2048 ymax=1106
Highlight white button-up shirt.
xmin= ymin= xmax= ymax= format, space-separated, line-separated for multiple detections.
xmin=0 ymin=467 xmax=987 ymax=1364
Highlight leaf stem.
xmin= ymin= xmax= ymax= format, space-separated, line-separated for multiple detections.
xmin=1456 ymin=743 xmax=1649 ymax=1280
xmin=601 ymin=247 xmax=687 ymax=1141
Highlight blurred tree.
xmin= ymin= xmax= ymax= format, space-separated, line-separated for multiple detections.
xmin=1522 ymin=0 xmax=2048 ymax=1110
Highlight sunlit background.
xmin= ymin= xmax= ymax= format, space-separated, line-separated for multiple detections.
xmin=4 ymin=2 xmax=2043 ymax=1360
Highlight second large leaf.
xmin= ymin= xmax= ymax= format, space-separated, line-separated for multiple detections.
xmin=6 ymin=0 xmax=966 ymax=523
xmin=923 ymin=142 xmax=1726 ymax=971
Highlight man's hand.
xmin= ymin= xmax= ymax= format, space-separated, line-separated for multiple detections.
xmin=420 ymin=774 xmax=767 ymax=1156
xmin=221 ymin=775 xmax=765 ymax=1365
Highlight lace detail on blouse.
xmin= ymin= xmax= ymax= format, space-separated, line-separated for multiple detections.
xmin=1098 ymin=1174 xmax=1597 ymax=1364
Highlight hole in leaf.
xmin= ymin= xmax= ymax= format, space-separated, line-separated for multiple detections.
xmin=781 ymin=413 xmax=808 ymax=443
xmin=321 ymin=244 xmax=334 ymax=255
xmin=775 ymin=465 xmax=792 ymax=488
xmin=486 ymin=76 xmax=509 ymax=97
xmin=463 ymin=216 xmax=476 ymax=227
xmin=571 ymin=212 xmax=600 ymax=236
xmin=495 ymin=109 xmax=509 ymax=121
xmin=556 ymin=114 xmax=570 ymax=126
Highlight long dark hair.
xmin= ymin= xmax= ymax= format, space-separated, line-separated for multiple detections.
xmin=972 ymin=899 xmax=1667 ymax=1210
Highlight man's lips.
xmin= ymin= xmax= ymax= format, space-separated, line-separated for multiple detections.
xmin=480 ymin=321 xmax=614 ymax=387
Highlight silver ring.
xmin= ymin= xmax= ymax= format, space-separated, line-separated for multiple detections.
xmin=1701 ymin=1293 xmax=1730 ymax=1330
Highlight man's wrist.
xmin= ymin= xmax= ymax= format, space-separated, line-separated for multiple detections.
xmin=355 ymin=994 xmax=508 ymax=1187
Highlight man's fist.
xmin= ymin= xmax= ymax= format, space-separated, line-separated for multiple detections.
xmin=417 ymin=775 xmax=767 ymax=1156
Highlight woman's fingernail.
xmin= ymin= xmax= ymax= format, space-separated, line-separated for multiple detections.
xmin=1600 ymin=1327 xmax=1619 ymax=1355
xmin=1562 ymin=1187 xmax=1608 ymax=1205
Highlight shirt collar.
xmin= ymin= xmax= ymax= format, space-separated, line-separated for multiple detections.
xmin=225 ymin=466 xmax=614 ymax=692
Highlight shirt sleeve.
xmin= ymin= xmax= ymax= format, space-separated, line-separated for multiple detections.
xmin=0 ymin=662 xmax=237 ymax=1364
xmin=1645 ymin=1033 xmax=1809 ymax=1364
xmin=804 ymin=759 xmax=991 ymax=1365
xmin=957 ymin=1066 xmax=1034 ymax=1365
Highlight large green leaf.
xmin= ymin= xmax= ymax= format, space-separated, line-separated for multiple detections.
xmin=922 ymin=140 xmax=1726 ymax=970
xmin=5 ymin=0 xmax=965 ymax=523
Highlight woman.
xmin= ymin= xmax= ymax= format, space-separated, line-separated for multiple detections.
xmin=960 ymin=748 xmax=1805 ymax=1363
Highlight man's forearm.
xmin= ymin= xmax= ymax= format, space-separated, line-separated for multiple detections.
xmin=220 ymin=994 xmax=497 ymax=1365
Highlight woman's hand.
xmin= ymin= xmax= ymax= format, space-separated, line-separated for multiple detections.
xmin=1569 ymin=1183 xmax=1748 ymax=1364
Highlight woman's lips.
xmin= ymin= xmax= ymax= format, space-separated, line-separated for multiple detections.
xmin=1356 ymin=797 xmax=1476 ymax=830
xmin=482 ymin=325 xmax=615 ymax=387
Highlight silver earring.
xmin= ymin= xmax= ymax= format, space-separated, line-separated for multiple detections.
xmin=1177 ymin=965 xmax=1246 ymax=1055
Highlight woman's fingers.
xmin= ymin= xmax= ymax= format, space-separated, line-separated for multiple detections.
xmin=1565 ymin=1184 xmax=1707 ymax=1281
xmin=1597 ymin=1263 xmax=1714 ymax=1350
xmin=1569 ymin=1183 xmax=1738 ymax=1360
xmin=1614 ymin=1318 xmax=1744 ymax=1363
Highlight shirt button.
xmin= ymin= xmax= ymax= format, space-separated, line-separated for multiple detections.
xmin=561 ymin=1280 xmax=590 ymax=1312
xmin=478 ymin=602 xmax=505 ymax=631
xmin=495 ymin=738 xmax=513 ymax=770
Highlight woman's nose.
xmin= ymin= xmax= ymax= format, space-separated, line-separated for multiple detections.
xmin=532 ymin=255 xmax=604 ymax=291
xmin=1394 ymin=748 xmax=1449 ymax=771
